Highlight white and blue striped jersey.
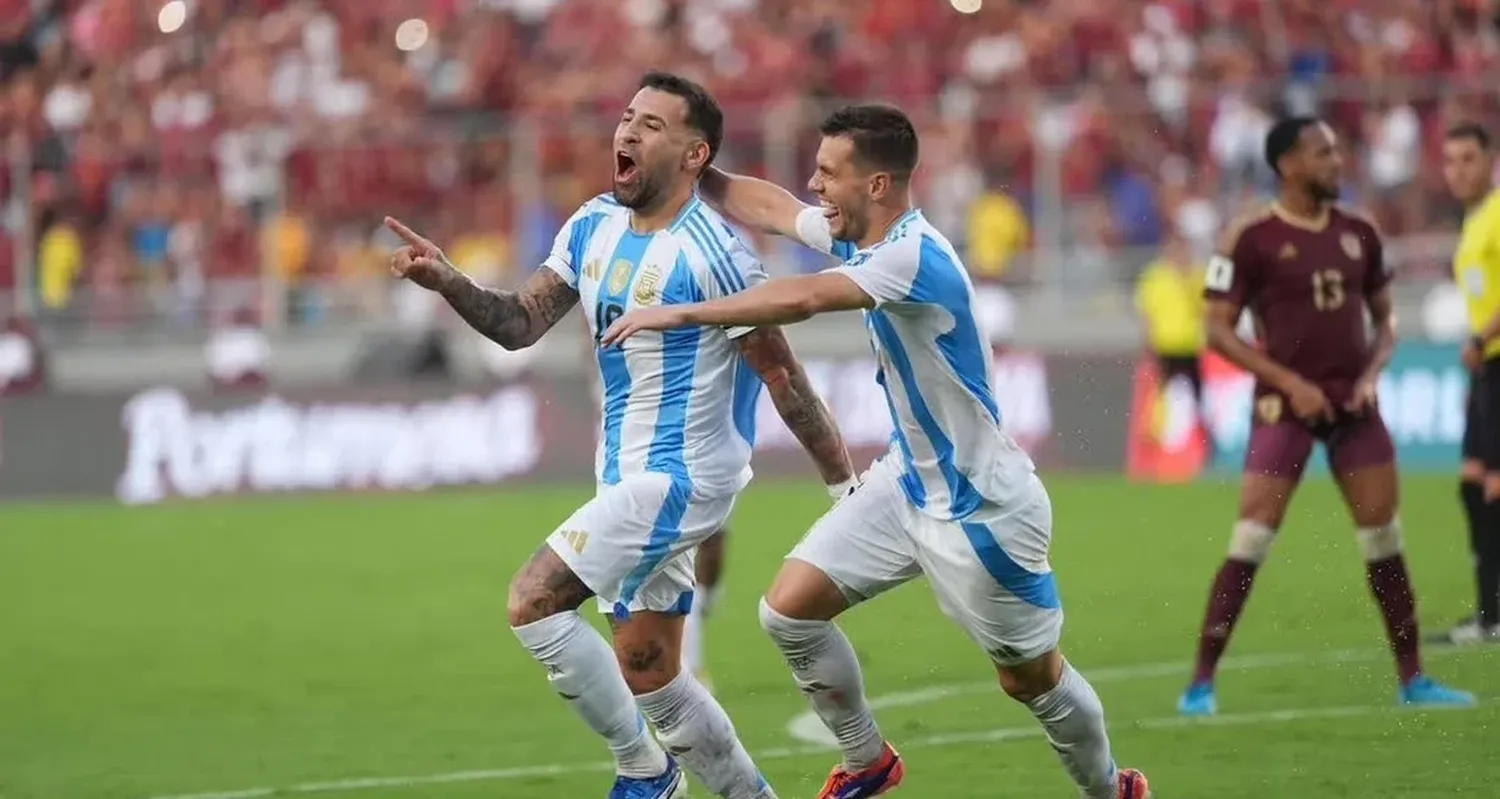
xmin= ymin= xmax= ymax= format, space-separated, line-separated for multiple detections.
xmin=544 ymin=193 xmax=766 ymax=499
xmin=798 ymin=208 xmax=1035 ymax=521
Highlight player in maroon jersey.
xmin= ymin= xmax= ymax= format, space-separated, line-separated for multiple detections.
xmin=1178 ymin=117 xmax=1474 ymax=715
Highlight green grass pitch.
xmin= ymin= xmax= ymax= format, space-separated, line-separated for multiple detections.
xmin=2 ymin=475 xmax=1498 ymax=798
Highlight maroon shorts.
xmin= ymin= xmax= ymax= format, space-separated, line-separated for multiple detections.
xmin=1243 ymin=394 xmax=1395 ymax=480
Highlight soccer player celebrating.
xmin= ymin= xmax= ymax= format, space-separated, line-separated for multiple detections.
xmin=386 ymin=72 xmax=858 ymax=799
xmin=604 ymin=105 xmax=1150 ymax=799
xmin=1438 ymin=122 xmax=1500 ymax=645
xmin=1178 ymin=117 xmax=1475 ymax=715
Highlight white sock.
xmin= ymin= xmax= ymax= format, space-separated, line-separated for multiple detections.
xmin=637 ymin=670 xmax=775 ymax=799
xmin=681 ymin=583 xmax=721 ymax=676
xmin=512 ymin=612 xmax=669 ymax=779
xmin=1025 ymin=662 xmax=1118 ymax=799
xmin=682 ymin=595 xmax=706 ymax=677
xmin=758 ymin=598 xmax=884 ymax=771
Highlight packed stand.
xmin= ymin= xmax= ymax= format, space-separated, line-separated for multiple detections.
xmin=0 ymin=0 xmax=1497 ymax=335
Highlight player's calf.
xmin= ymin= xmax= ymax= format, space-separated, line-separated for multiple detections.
xmin=996 ymin=650 xmax=1126 ymax=799
xmin=507 ymin=548 xmax=674 ymax=785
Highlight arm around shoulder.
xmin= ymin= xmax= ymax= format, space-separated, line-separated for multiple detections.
xmin=700 ymin=167 xmax=812 ymax=243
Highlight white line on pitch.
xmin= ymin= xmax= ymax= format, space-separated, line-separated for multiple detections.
xmin=146 ymin=701 xmax=1472 ymax=799
xmin=146 ymin=644 xmax=1482 ymax=797
xmin=785 ymin=644 xmax=1469 ymax=745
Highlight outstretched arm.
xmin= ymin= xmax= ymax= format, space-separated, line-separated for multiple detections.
xmin=385 ymin=216 xmax=578 ymax=350
xmin=601 ymin=272 xmax=872 ymax=346
xmin=737 ymin=328 xmax=855 ymax=491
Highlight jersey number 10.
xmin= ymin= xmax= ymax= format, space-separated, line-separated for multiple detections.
xmin=1311 ymin=269 xmax=1345 ymax=311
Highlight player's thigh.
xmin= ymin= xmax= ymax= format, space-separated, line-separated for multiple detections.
xmin=1328 ymin=416 xmax=1399 ymax=527
xmin=545 ymin=473 xmax=725 ymax=618
xmin=772 ymin=457 xmax=921 ymax=620
xmin=914 ymin=474 xmax=1064 ymax=667
xmin=1240 ymin=417 xmax=1315 ymax=527
xmin=507 ymin=544 xmax=596 ymax=627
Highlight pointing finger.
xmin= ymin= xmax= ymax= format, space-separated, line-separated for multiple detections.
xmin=384 ymin=216 xmax=428 ymax=248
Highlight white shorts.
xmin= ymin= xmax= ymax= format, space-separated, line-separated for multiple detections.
xmin=787 ymin=456 xmax=1063 ymax=666
xmin=548 ymin=472 xmax=735 ymax=619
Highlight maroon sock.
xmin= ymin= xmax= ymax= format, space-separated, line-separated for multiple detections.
xmin=1192 ymin=559 xmax=1260 ymax=684
xmin=1366 ymin=554 xmax=1422 ymax=684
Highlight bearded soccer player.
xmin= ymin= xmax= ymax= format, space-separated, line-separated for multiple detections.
xmin=1178 ymin=117 xmax=1474 ymax=715
xmin=1437 ymin=122 xmax=1500 ymax=645
xmin=387 ymin=71 xmax=858 ymax=799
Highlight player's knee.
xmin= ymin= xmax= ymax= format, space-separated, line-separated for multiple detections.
xmin=763 ymin=559 xmax=850 ymax=622
xmin=759 ymin=596 xmax=811 ymax=644
xmin=1226 ymin=519 xmax=1278 ymax=564
xmin=995 ymin=649 xmax=1064 ymax=704
xmin=1356 ymin=519 xmax=1404 ymax=562
xmin=614 ymin=625 xmax=680 ymax=694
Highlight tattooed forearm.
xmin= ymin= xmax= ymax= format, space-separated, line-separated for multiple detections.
xmin=739 ymin=329 xmax=854 ymax=485
xmin=439 ymin=268 xmax=579 ymax=350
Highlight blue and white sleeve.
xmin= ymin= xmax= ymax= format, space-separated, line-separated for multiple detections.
xmin=688 ymin=219 xmax=768 ymax=339
xmin=826 ymin=241 xmax=919 ymax=307
xmin=541 ymin=201 xmax=607 ymax=288
xmin=794 ymin=206 xmax=858 ymax=260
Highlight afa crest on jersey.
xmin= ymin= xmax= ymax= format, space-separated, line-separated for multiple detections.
xmin=633 ymin=264 xmax=662 ymax=305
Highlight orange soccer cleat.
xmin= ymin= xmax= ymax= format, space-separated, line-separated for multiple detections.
xmin=815 ymin=742 xmax=905 ymax=799
xmin=1117 ymin=767 xmax=1151 ymax=799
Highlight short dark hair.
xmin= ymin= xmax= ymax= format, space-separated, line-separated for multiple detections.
xmin=1264 ymin=116 xmax=1321 ymax=176
xmin=1446 ymin=122 xmax=1492 ymax=151
xmin=638 ymin=70 xmax=723 ymax=169
xmin=820 ymin=104 xmax=920 ymax=181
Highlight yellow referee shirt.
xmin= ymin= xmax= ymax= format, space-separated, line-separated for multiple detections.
xmin=1455 ymin=189 xmax=1500 ymax=359
xmin=1135 ymin=258 xmax=1206 ymax=357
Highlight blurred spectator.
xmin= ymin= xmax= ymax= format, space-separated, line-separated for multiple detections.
xmin=966 ymin=170 xmax=1030 ymax=281
xmin=0 ymin=0 xmax=1491 ymax=337
xmin=37 ymin=206 xmax=82 ymax=312
xmin=0 ymin=313 xmax=46 ymax=395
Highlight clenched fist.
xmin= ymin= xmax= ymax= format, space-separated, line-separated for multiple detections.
xmin=384 ymin=216 xmax=459 ymax=292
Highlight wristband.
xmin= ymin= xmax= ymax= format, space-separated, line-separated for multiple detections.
xmin=827 ymin=478 xmax=859 ymax=500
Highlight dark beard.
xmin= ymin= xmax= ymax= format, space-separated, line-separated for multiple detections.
xmin=612 ymin=172 xmax=665 ymax=210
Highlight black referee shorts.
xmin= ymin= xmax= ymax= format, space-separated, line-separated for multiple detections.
xmin=1157 ymin=353 xmax=1203 ymax=400
xmin=1463 ymin=357 xmax=1500 ymax=470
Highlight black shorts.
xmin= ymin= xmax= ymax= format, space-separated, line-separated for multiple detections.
xmin=1462 ymin=358 xmax=1500 ymax=469
xmin=1157 ymin=353 xmax=1203 ymax=399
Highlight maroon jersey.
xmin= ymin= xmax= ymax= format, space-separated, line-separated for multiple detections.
xmin=1204 ymin=204 xmax=1390 ymax=406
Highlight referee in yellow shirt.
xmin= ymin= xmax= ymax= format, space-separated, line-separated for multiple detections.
xmin=1440 ymin=122 xmax=1500 ymax=645
xmin=1135 ymin=234 xmax=1206 ymax=430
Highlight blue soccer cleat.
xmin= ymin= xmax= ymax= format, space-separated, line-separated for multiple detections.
xmin=1177 ymin=681 xmax=1217 ymax=717
xmin=609 ymin=757 xmax=688 ymax=799
xmin=1399 ymin=675 xmax=1476 ymax=708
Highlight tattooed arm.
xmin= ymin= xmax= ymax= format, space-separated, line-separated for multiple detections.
xmin=385 ymin=216 xmax=578 ymax=350
xmin=736 ymin=327 xmax=855 ymax=490
xmin=437 ymin=267 xmax=579 ymax=351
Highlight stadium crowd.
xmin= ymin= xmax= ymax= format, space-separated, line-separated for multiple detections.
xmin=0 ymin=0 xmax=1497 ymax=331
